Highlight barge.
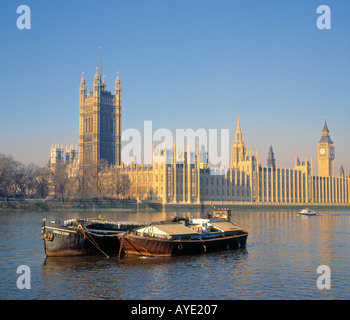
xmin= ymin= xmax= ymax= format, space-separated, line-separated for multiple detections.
xmin=117 ymin=210 xmax=248 ymax=257
xmin=41 ymin=217 xmax=146 ymax=257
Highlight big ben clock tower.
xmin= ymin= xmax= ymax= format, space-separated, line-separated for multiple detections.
xmin=317 ymin=118 xmax=335 ymax=177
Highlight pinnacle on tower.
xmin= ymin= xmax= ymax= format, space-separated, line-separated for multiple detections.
xmin=235 ymin=116 xmax=243 ymax=142
xmin=267 ymin=145 xmax=276 ymax=169
xmin=322 ymin=116 xmax=329 ymax=133
xmin=80 ymin=71 xmax=86 ymax=84
xmin=94 ymin=67 xmax=100 ymax=83
xmin=340 ymin=165 xmax=345 ymax=176
xmin=319 ymin=117 xmax=333 ymax=143
xmin=115 ymin=72 xmax=121 ymax=88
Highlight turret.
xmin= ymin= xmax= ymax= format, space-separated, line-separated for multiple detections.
xmin=230 ymin=116 xmax=247 ymax=168
xmin=115 ymin=72 xmax=121 ymax=107
xmin=267 ymin=145 xmax=275 ymax=170
xmin=101 ymin=75 xmax=107 ymax=91
xmin=80 ymin=72 xmax=86 ymax=106
xmin=235 ymin=116 xmax=243 ymax=143
xmin=93 ymin=67 xmax=101 ymax=100
xmin=340 ymin=165 xmax=345 ymax=177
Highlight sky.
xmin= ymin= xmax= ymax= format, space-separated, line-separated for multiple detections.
xmin=1 ymin=0 xmax=349 ymax=174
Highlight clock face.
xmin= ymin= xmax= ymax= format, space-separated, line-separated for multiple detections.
xmin=320 ymin=148 xmax=326 ymax=155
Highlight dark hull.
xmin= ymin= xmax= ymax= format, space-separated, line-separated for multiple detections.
xmin=42 ymin=220 xmax=120 ymax=257
xmin=118 ymin=232 xmax=248 ymax=257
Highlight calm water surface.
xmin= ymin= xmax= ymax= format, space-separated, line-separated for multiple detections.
xmin=1 ymin=208 xmax=350 ymax=300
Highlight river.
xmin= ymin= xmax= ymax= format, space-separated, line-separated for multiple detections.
xmin=1 ymin=208 xmax=349 ymax=300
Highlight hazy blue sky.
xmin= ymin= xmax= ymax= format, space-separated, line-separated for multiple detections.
xmin=1 ymin=0 xmax=349 ymax=174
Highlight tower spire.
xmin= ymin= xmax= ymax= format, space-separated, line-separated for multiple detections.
xmin=235 ymin=116 xmax=243 ymax=142
xmin=80 ymin=71 xmax=86 ymax=89
xmin=322 ymin=116 xmax=329 ymax=133
xmin=267 ymin=145 xmax=276 ymax=170
xmin=100 ymin=45 xmax=102 ymax=78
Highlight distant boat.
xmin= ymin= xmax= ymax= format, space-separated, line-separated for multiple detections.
xmin=298 ymin=208 xmax=317 ymax=216
xmin=41 ymin=217 xmax=146 ymax=257
xmin=117 ymin=210 xmax=248 ymax=257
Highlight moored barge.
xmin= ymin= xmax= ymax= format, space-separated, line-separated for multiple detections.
xmin=117 ymin=211 xmax=248 ymax=257
xmin=42 ymin=218 xmax=146 ymax=257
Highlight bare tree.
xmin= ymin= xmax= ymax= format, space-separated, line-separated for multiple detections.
xmin=34 ymin=166 xmax=50 ymax=198
xmin=0 ymin=153 xmax=20 ymax=199
xmin=50 ymin=164 xmax=69 ymax=201
xmin=110 ymin=172 xmax=130 ymax=199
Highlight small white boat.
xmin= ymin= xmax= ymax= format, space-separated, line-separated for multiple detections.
xmin=298 ymin=208 xmax=316 ymax=216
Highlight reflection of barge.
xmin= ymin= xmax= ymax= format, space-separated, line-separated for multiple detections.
xmin=41 ymin=218 xmax=145 ymax=257
xmin=118 ymin=210 xmax=248 ymax=257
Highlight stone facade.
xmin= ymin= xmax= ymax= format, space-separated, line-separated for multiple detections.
xmin=74 ymin=70 xmax=350 ymax=205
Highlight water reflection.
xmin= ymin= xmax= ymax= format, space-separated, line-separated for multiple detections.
xmin=40 ymin=249 xmax=249 ymax=300
xmin=1 ymin=208 xmax=350 ymax=299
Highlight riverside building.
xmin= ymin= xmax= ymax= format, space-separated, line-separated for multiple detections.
xmin=53 ymin=70 xmax=350 ymax=205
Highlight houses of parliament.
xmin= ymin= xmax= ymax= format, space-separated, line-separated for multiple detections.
xmin=50 ymin=69 xmax=350 ymax=206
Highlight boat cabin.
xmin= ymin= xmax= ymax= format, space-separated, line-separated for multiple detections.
xmin=134 ymin=218 xmax=243 ymax=241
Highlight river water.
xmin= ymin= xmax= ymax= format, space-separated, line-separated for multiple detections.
xmin=1 ymin=208 xmax=350 ymax=300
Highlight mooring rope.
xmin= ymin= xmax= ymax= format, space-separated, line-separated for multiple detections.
xmin=200 ymin=238 xmax=207 ymax=253
xmin=75 ymin=224 xmax=110 ymax=259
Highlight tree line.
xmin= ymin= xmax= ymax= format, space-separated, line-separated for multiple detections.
xmin=0 ymin=153 xmax=131 ymax=201
xmin=0 ymin=153 xmax=49 ymax=199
